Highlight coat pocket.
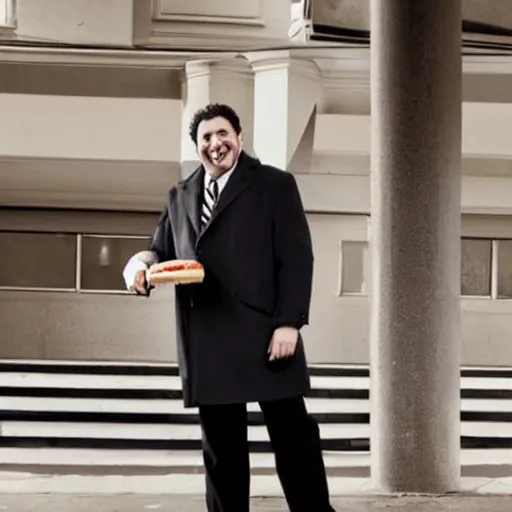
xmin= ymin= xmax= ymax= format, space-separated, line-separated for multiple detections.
xmin=233 ymin=288 xmax=274 ymax=317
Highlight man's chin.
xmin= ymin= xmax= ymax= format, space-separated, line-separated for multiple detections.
xmin=213 ymin=160 xmax=234 ymax=172
xmin=202 ymin=155 xmax=236 ymax=175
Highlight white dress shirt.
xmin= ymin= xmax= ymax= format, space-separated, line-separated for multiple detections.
xmin=203 ymin=161 xmax=236 ymax=196
xmin=123 ymin=161 xmax=238 ymax=291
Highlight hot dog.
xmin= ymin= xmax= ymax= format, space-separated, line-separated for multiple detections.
xmin=147 ymin=259 xmax=204 ymax=285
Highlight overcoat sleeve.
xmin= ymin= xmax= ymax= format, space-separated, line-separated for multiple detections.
xmin=272 ymin=172 xmax=314 ymax=330
xmin=149 ymin=204 xmax=176 ymax=263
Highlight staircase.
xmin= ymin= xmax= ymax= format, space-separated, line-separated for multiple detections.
xmin=1 ymin=360 xmax=512 ymax=485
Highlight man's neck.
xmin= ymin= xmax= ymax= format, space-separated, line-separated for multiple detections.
xmin=208 ymin=168 xmax=228 ymax=179
xmin=206 ymin=159 xmax=238 ymax=179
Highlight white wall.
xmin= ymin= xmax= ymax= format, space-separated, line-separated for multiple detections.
xmin=3 ymin=211 xmax=512 ymax=367
xmin=0 ymin=94 xmax=182 ymax=161
xmin=2 ymin=96 xmax=510 ymax=165
xmin=1 ymin=93 xmax=512 ymax=163
xmin=313 ymin=104 xmax=512 ymax=158
xmin=15 ymin=0 xmax=139 ymax=47
xmin=0 ymin=213 xmax=368 ymax=365
xmin=0 ymin=288 xmax=177 ymax=362
xmin=2 ymin=92 xmax=512 ymax=366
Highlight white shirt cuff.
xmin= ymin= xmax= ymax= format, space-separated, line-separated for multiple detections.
xmin=123 ymin=251 xmax=157 ymax=291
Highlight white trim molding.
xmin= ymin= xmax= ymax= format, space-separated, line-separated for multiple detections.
xmin=0 ymin=45 xmax=232 ymax=68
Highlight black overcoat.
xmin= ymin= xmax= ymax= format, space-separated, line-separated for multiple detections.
xmin=149 ymin=152 xmax=314 ymax=407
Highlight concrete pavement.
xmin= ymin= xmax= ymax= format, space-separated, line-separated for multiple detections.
xmin=1 ymin=494 xmax=512 ymax=511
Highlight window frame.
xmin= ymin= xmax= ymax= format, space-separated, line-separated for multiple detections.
xmin=461 ymin=236 xmax=512 ymax=301
xmin=338 ymin=239 xmax=371 ymax=297
xmin=3 ymin=227 xmax=512 ymax=299
xmin=494 ymin=238 xmax=512 ymax=301
xmin=460 ymin=236 xmax=494 ymax=300
xmin=77 ymin=233 xmax=150 ymax=295
xmin=0 ymin=229 xmax=79 ymax=292
xmin=0 ymin=230 xmax=151 ymax=295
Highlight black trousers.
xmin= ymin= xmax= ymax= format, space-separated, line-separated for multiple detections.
xmin=198 ymin=395 xmax=335 ymax=512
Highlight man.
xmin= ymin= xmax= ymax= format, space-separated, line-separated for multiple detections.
xmin=123 ymin=103 xmax=335 ymax=512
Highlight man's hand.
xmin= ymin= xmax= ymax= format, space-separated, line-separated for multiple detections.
xmin=133 ymin=269 xmax=149 ymax=296
xmin=123 ymin=251 xmax=157 ymax=294
xmin=268 ymin=327 xmax=299 ymax=361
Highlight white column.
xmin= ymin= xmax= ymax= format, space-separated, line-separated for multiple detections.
xmin=247 ymin=51 xmax=322 ymax=171
xmin=180 ymin=57 xmax=254 ymax=178
xmin=370 ymin=0 xmax=462 ymax=493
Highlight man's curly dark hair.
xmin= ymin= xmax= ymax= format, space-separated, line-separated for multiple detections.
xmin=189 ymin=103 xmax=242 ymax=144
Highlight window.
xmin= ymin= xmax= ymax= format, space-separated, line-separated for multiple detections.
xmin=461 ymin=237 xmax=512 ymax=300
xmin=5 ymin=229 xmax=512 ymax=299
xmin=461 ymin=238 xmax=492 ymax=297
xmin=79 ymin=235 xmax=150 ymax=292
xmin=0 ymin=231 xmax=150 ymax=294
xmin=0 ymin=232 xmax=77 ymax=289
xmin=497 ymin=240 xmax=512 ymax=299
xmin=340 ymin=241 xmax=370 ymax=295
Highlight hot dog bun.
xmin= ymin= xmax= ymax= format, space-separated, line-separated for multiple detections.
xmin=148 ymin=259 xmax=204 ymax=285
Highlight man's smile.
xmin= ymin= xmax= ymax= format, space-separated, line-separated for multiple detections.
xmin=209 ymin=146 xmax=229 ymax=164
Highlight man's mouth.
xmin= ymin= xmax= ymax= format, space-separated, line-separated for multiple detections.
xmin=210 ymin=147 xmax=229 ymax=164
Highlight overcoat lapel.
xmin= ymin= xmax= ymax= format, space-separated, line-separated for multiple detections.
xmin=182 ymin=152 xmax=259 ymax=241
xmin=209 ymin=165 xmax=249 ymax=224
xmin=182 ymin=168 xmax=203 ymax=237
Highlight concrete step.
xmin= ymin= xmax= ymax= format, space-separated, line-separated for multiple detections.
xmin=0 ymin=421 xmax=368 ymax=441
xmin=0 ymin=396 xmax=370 ymax=414
xmin=1 ymin=447 xmax=511 ymax=469
xmin=0 ymin=448 xmax=367 ymax=469
xmin=4 ymin=396 xmax=512 ymax=413
xmin=0 ymin=471 xmax=511 ymax=496
xmin=2 ymin=420 xmax=512 ymax=442
xmin=1 ymin=360 xmax=512 ymax=456
xmin=2 ymin=372 xmax=512 ymax=391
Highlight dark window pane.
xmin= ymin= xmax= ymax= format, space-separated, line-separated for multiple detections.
xmin=461 ymin=238 xmax=491 ymax=296
xmin=341 ymin=241 xmax=369 ymax=294
xmin=497 ymin=240 xmax=512 ymax=298
xmin=80 ymin=236 xmax=150 ymax=291
xmin=0 ymin=232 xmax=76 ymax=288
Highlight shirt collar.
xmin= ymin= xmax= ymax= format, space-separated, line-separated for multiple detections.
xmin=204 ymin=159 xmax=238 ymax=188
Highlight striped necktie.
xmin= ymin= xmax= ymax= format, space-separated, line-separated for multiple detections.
xmin=201 ymin=178 xmax=219 ymax=228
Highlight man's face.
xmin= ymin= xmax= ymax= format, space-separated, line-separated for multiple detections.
xmin=196 ymin=116 xmax=243 ymax=176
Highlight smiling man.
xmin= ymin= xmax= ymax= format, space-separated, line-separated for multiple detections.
xmin=123 ymin=103 xmax=335 ymax=512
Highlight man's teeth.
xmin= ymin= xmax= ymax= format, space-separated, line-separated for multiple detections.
xmin=211 ymin=151 xmax=226 ymax=161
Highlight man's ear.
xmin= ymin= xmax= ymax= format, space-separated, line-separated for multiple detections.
xmin=238 ymin=132 xmax=245 ymax=147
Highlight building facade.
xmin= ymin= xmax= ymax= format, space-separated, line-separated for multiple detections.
xmin=3 ymin=0 xmax=512 ymax=496
xmin=1 ymin=0 xmax=512 ymax=368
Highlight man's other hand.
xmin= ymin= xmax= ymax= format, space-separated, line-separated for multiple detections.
xmin=134 ymin=269 xmax=149 ymax=296
xmin=268 ymin=327 xmax=299 ymax=360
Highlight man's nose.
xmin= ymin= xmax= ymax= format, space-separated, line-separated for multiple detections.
xmin=210 ymin=135 xmax=222 ymax=148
